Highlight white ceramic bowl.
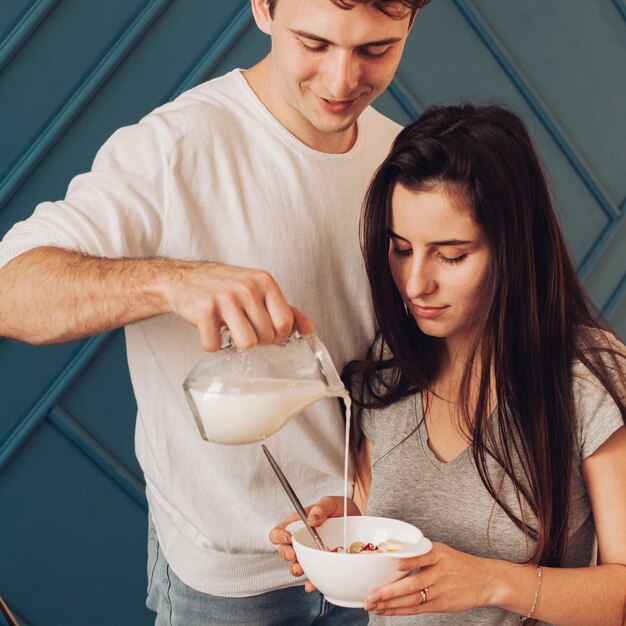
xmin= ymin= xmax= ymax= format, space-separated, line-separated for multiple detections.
xmin=286 ymin=515 xmax=432 ymax=608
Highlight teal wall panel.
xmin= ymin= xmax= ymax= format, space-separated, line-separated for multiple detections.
xmin=0 ymin=1 xmax=624 ymax=624
xmin=0 ymin=1 xmax=60 ymax=74
xmin=58 ymin=330 xmax=141 ymax=482
xmin=0 ymin=0 xmax=148 ymax=179
xmin=0 ymin=339 xmax=80 ymax=442
xmin=0 ymin=421 xmax=149 ymax=624
xmin=476 ymin=0 xmax=626 ymax=205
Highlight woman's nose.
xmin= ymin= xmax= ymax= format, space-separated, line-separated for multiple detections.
xmin=405 ymin=257 xmax=436 ymax=300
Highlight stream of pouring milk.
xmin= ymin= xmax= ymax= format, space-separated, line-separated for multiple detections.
xmin=189 ymin=375 xmax=353 ymax=550
xmin=339 ymin=390 xmax=351 ymax=553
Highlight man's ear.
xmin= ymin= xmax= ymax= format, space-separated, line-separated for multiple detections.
xmin=251 ymin=0 xmax=272 ymax=35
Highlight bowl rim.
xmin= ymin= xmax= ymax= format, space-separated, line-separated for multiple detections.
xmin=286 ymin=515 xmax=432 ymax=559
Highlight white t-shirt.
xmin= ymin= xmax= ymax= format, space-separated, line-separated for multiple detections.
xmin=0 ymin=69 xmax=401 ymax=595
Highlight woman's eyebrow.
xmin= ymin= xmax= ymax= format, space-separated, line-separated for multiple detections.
xmin=428 ymin=239 xmax=472 ymax=246
xmin=387 ymin=229 xmax=472 ymax=246
xmin=387 ymin=228 xmax=410 ymax=243
xmin=288 ymin=28 xmax=403 ymax=47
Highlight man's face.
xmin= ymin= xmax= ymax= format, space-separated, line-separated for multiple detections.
xmin=252 ymin=0 xmax=412 ymax=151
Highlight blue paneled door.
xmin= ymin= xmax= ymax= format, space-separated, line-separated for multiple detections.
xmin=0 ymin=1 xmax=624 ymax=624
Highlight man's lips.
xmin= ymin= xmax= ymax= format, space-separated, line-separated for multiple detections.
xmin=317 ymin=96 xmax=358 ymax=113
xmin=409 ymin=304 xmax=448 ymax=319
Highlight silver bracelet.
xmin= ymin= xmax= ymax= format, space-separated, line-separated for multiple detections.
xmin=519 ymin=563 xmax=542 ymax=623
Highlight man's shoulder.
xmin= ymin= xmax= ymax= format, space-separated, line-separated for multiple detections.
xmin=172 ymin=69 xmax=244 ymax=108
xmin=359 ymin=106 xmax=403 ymax=154
xmin=139 ymin=69 xmax=249 ymax=135
xmin=360 ymin=106 xmax=403 ymax=137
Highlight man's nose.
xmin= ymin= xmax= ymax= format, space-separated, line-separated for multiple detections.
xmin=323 ymin=50 xmax=360 ymax=98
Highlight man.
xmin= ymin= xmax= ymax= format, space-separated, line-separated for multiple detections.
xmin=0 ymin=0 xmax=427 ymax=623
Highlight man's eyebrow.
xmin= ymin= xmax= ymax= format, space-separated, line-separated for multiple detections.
xmin=387 ymin=229 xmax=473 ymax=246
xmin=288 ymin=29 xmax=403 ymax=47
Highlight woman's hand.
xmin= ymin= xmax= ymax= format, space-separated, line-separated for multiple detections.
xmin=364 ymin=542 xmax=507 ymax=616
xmin=269 ymin=496 xmax=362 ymax=591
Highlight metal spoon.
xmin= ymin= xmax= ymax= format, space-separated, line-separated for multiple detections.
xmin=262 ymin=444 xmax=327 ymax=551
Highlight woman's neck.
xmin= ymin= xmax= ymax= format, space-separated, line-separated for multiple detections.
xmin=435 ymin=343 xmax=471 ymax=397
xmin=429 ymin=339 xmax=495 ymax=421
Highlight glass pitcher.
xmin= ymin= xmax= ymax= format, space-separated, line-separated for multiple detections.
xmin=183 ymin=331 xmax=347 ymax=445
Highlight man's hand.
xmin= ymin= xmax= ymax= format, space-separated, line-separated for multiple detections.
xmin=161 ymin=261 xmax=314 ymax=351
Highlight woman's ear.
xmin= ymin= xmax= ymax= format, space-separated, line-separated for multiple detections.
xmin=250 ymin=0 xmax=272 ymax=36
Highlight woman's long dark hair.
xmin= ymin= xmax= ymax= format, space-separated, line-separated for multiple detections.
xmin=344 ymin=103 xmax=626 ymax=571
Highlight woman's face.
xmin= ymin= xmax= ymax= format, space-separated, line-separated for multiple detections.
xmin=388 ymin=183 xmax=490 ymax=354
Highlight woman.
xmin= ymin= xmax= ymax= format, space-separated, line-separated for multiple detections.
xmin=271 ymin=104 xmax=626 ymax=625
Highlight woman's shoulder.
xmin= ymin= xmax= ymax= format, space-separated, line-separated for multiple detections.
xmin=359 ymin=334 xmax=396 ymax=396
xmin=571 ymin=327 xmax=625 ymax=459
xmin=360 ymin=390 xmax=419 ymax=449
xmin=572 ymin=326 xmax=625 ymax=391
xmin=573 ymin=326 xmax=625 ymax=357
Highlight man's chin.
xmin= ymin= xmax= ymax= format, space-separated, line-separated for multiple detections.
xmin=309 ymin=107 xmax=364 ymax=134
xmin=315 ymin=119 xmax=358 ymax=135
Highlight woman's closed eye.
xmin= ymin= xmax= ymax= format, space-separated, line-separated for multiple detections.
xmin=439 ymin=253 xmax=468 ymax=265
xmin=390 ymin=245 xmax=412 ymax=257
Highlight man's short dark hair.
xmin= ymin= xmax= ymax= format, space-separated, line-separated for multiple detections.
xmin=267 ymin=0 xmax=430 ymax=20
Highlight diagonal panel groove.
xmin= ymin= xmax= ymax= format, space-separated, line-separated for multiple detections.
xmin=0 ymin=331 xmax=114 ymax=473
xmin=603 ymin=272 xmax=626 ymax=318
xmin=0 ymin=0 xmax=60 ymax=73
xmin=165 ymin=0 xmax=252 ymax=101
xmin=387 ymin=76 xmax=424 ymax=120
xmin=48 ymin=405 xmax=146 ymax=509
xmin=578 ymin=218 xmax=618 ymax=278
xmin=611 ymin=0 xmax=626 ymax=22
xmin=0 ymin=0 xmax=173 ymax=212
xmin=453 ymin=0 xmax=621 ymax=222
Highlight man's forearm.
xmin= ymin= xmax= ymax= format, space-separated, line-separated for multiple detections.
xmin=0 ymin=246 xmax=175 ymax=344
xmin=0 ymin=246 xmax=306 ymax=350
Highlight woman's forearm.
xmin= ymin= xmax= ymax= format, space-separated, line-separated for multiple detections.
xmin=492 ymin=560 xmax=626 ymax=626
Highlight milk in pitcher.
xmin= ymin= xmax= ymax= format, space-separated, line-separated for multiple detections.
xmin=186 ymin=375 xmax=333 ymax=445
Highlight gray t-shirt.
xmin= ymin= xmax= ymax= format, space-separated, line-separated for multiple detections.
xmin=361 ymin=361 xmax=624 ymax=626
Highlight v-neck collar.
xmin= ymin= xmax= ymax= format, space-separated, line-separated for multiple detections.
xmin=414 ymin=392 xmax=472 ymax=475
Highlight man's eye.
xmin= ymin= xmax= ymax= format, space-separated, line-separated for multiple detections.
xmin=358 ymin=46 xmax=391 ymax=59
xmin=299 ymin=40 xmax=326 ymax=54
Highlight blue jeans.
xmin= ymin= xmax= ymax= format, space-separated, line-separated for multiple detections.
xmin=146 ymin=523 xmax=368 ymax=626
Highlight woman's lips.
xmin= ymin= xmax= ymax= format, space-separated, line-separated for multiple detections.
xmin=410 ymin=304 xmax=448 ymax=319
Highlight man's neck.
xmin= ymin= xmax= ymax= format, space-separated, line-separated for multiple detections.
xmin=243 ymin=57 xmax=358 ymax=154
